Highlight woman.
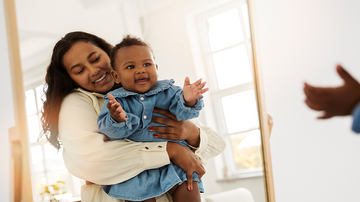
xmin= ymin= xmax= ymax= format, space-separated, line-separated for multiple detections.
xmin=41 ymin=31 xmax=225 ymax=202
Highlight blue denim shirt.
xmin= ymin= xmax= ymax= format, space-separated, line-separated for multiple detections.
xmin=97 ymin=79 xmax=205 ymax=200
xmin=352 ymin=103 xmax=360 ymax=133
xmin=97 ymin=79 xmax=204 ymax=141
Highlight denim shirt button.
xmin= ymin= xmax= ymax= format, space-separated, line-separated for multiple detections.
xmin=143 ymin=115 xmax=147 ymax=119
xmin=140 ymin=97 xmax=145 ymax=101
xmin=128 ymin=123 xmax=131 ymax=127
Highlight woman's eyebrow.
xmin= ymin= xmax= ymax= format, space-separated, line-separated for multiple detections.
xmin=70 ymin=52 xmax=97 ymax=70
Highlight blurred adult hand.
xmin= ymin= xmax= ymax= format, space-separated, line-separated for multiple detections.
xmin=304 ymin=65 xmax=360 ymax=119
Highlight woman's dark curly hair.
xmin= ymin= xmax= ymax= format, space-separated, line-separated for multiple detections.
xmin=40 ymin=31 xmax=113 ymax=150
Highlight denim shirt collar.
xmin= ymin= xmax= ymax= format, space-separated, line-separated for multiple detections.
xmin=104 ymin=79 xmax=175 ymax=99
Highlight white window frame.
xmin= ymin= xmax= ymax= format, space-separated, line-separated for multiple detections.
xmin=24 ymin=65 xmax=82 ymax=201
xmin=187 ymin=0 xmax=263 ymax=179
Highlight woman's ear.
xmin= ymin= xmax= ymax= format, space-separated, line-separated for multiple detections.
xmin=111 ymin=70 xmax=121 ymax=84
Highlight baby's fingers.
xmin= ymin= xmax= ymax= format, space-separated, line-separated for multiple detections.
xmin=193 ymin=78 xmax=202 ymax=86
xmin=108 ymin=94 xmax=116 ymax=102
xmin=200 ymin=88 xmax=209 ymax=94
xmin=109 ymin=102 xmax=120 ymax=113
xmin=199 ymin=81 xmax=207 ymax=89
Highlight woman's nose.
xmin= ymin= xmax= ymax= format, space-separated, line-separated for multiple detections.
xmin=90 ymin=66 xmax=100 ymax=76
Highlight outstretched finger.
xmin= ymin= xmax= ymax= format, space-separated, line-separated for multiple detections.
xmin=336 ymin=65 xmax=357 ymax=84
xmin=184 ymin=77 xmax=191 ymax=86
xmin=317 ymin=112 xmax=333 ymax=119
xmin=199 ymin=81 xmax=207 ymax=89
xmin=193 ymin=78 xmax=202 ymax=86
xmin=304 ymin=99 xmax=324 ymax=111
xmin=108 ymin=94 xmax=116 ymax=102
xmin=108 ymin=102 xmax=118 ymax=113
xmin=200 ymin=88 xmax=209 ymax=94
xmin=303 ymin=83 xmax=327 ymax=100
xmin=186 ymin=173 xmax=193 ymax=191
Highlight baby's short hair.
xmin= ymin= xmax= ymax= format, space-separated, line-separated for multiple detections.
xmin=110 ymin=35 xmax=154 ymax=69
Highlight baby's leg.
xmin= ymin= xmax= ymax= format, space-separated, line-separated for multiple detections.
xmin=169 ymin=182 xmax=201 ymax=202
xmin=125 ymin=198 xmax=155 ymax=202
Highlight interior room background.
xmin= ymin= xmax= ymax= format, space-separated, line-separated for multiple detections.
xmin=2 ymin=0 xmax=360 ymax=201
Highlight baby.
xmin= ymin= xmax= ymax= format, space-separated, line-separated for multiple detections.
xmin=97 ymin=35 xmax=208 ymax=202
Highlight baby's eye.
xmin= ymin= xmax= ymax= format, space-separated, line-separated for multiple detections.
xmin=126 ymin=65 xmax=135 ymax=69
xmin=143 ymin=63 xmax=151 ymax=67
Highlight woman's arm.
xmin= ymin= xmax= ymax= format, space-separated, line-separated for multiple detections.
xmin=150 ymin=108 xmax=226 ymax=165
xmin=59 ymin=91 xmax=170 ymax=185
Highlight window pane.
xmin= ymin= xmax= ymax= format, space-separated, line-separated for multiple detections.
xmin=31 ymin=173 xmax=47 ymax=202
xmin=207 ymin=8 xmax=244 ymax=51
xmin=242 ymin=4 xmax=251 ymax=39
xmin=45 ymin=143 xmax=65 ymax=171
xmin=35 ymin=85 xmax=45 ymax=112
xmin=37 ymin=114 xmax=46 ymax=141
xmin=47 ymin=170 xmax=73 ymax=200
xmin=230 ymin=129 xmax=262 ymax=171
xmin=27 ymin=115 xmax=40 ymax=143
xmin=30 ymin=145 xmax=44 ymax=173
xmin=221 ymin=90 xmax=259 ymax=133
xmin=213 ymin=45 xmax=252 ymax=89
xmin=25 ymin=89 xmax=37 ymax=115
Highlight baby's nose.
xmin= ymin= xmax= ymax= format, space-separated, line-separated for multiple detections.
xmin=136 ymin=68 xmax=146 ymax=74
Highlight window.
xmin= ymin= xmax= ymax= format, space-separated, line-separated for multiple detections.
xmin=25 ymin=84 xmax=83 ymax=201
xmin=195 ymin=1 xmax=262 ymax=177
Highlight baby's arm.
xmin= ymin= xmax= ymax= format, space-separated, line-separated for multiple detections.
xmin=107 ymin=94 xmax=127 ymax=122
xmin=97 ymin=95 xmax=141 ymax=140
xmin=183 ymin=77 xmax=209 ymax=107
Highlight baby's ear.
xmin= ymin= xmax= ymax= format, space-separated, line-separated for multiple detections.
xmin=111 ymin=70 xmax=121 ymax=84
xmin=155 ymin=64 xmax=159 ymax=70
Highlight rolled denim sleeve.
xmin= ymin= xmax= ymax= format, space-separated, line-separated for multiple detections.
xmin=352 ymin=103 xmax=360 ymax=133
xmin=168 ymin=87 xmax=204 ymax=121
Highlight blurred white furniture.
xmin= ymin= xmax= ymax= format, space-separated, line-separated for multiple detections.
xmin=202 ymin=188 xmax=255 ymax=202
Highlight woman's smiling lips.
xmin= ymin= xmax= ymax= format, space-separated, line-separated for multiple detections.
xmin=93 ymin=73 xmax=108 ymax=84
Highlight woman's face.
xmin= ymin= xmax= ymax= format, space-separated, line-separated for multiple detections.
xmin=63 ymin=42 xmax=114 ymax=94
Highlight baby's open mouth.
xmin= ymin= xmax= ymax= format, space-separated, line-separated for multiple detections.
xmin=136 ymin=78 xmax=148 ymax=84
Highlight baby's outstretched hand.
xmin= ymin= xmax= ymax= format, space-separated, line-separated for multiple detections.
xmin=106 ymin=94 xmax=127 ymax=122
xmin=183 ymin=77 xmax=209 ymax=107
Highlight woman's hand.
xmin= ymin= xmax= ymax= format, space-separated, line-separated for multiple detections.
xmin=304 ymin=65 xmax=360 ymax=119
xmin=149 ymin=108 xmax=200 ymax=147
xmin=166 ymin=142 xmax=205 ymax=191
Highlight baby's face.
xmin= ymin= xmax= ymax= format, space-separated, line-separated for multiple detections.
xmin=112 ymin=45 xmax=158 ymax=94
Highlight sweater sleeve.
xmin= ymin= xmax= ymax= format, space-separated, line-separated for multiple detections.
xmin=59 ymin=92 xmax=170 ymax=185
xmin=189 ymin=118 xmax=226 ymax=165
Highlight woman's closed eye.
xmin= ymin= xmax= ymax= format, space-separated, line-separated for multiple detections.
xmin=75 ymin=68 xmax=84 ymax=74
xmin=126 ymin=65 xmax=135 ymax=69
xmin=91 ymin=56 xmax=100 ymax=63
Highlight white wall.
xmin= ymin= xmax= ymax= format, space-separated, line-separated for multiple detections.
xmin=255 ymin=0 xmax=360 ymax=201
xmin=144 ymin=1 xmax=266 ymax=202
xmin=0 ymin=0 xmax=16 ymax=201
